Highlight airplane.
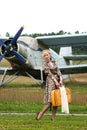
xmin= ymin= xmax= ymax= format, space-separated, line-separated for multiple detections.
xmin=0 ymin=25 xmax=87 ymax=87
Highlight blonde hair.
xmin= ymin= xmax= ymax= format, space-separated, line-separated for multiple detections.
xmin=41 ymin=49 xmax=50 ymax=57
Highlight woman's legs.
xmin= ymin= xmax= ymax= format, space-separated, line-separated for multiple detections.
xmin=36 ymin=102 xmax=51 ymax=120
xmin=51 ymin=106 xmax=57 ymax=120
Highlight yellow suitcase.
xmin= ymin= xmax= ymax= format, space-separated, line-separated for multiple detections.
xmin=51 ymin=88 xmax=71 ymax=107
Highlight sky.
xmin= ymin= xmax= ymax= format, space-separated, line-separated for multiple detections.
xmin=0 ymin=0 xmax=87 ymax=36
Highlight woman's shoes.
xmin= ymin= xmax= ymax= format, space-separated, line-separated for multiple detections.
xmin=36 ymin=112 xmax=40 ymax=120
xmin=51 ymin=117 xmax=55 ymax=121
xmin=51 ymin=116 xmax=55 ymax=121
xmin=36 ymin=112 xmax=43 ymax=120
xmin=36 ymin=112 xmax=55 ymax=121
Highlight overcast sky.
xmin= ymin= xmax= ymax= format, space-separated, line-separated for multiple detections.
xmin=0 ymin=0 xmax=87 ymax=36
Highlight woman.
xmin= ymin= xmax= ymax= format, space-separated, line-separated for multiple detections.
xmin=36 ymin=49 xmax=63 ymax=121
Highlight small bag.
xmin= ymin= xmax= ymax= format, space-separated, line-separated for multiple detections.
xmin=51 ymin=87 xmax=71 ymax=107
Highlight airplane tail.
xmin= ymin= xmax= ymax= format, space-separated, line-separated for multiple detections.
xmin=59 ymin=47 xmax=72 ymax=56
xmin=59 ymin=47 xmax=72 ymax=65
xmin=49 ymin=47 xmax=72 ymax=80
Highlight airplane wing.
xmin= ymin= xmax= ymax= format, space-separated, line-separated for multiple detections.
xmin=64 ymin=55 xmax=87 ymax=60
xmin=36 ymin=33 xmax=87 ymax=48
xmin=60 ymin=64 xmax=87 ymax=74
xmin=36 ymin=34 xmax=87 ymax=74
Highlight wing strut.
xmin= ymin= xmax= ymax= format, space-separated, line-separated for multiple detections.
xmin=0 ymin=69 xmax=44 ymax=87
xmin=0 ymin=68 xmax=7 ymax=86
xmin=25 ymin=71 xmax=41 ymax=86
xmin=40 ymin=69 xmax=44 ymax=83
xmin=0 ymin=70 xmax=19 ymax=87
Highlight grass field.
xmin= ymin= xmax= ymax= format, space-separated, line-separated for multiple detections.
xmin=0 ymin=81 xmax=87 ymax=130
xmin=0 ymin=60 xmax=87 ymax=129
xmin=0 ymin=114 xmax=87 ymax=130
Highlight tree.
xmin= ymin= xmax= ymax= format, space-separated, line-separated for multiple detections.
xmin=5 ymin=32 xmax=10 ymax=37
xmin=75 ymin=31 xmax=79 ymax=34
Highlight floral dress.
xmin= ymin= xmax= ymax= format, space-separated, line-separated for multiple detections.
xmin=42 ymin=60 xmax=62 ymax=104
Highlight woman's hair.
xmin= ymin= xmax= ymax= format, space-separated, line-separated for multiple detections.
xmin=41 ymin=49 xmax=50 ymax=57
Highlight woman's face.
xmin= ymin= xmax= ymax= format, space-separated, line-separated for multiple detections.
xmin=43 ymin=52 xmax=50 ymax=62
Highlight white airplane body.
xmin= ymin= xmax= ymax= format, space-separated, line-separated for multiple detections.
xmin=0 ymin=26 xmax=87 ymax=86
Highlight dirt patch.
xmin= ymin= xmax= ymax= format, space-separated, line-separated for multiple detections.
xmin=0 ymin=87 xmax=87 ymax=104
xmin=0 ymin=88 xmax=43 ymax=103
xmin=72 ymin=93 xmax=87 ymax=104
xmin=71 ymin=73 xmax=87 ymax=82
xmin=64 ymin=73 xmax=87 ymax=83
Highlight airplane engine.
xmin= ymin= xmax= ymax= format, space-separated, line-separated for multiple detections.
xmin=0 ymin=46 xmax=1 ymax=55
xmin=0 ymin=26 xmax=28 ymax=64
xmin=1 ymin=39 xmax=17 ymax=59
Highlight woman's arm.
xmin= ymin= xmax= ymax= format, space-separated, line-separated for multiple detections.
xmin=58 ymin=70 xmax=63 ymax=86
xmin=42 ymin=62 xmax=53 ymax=78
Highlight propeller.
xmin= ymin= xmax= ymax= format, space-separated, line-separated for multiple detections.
xmin=0 ymin=25 xmax=28 ymax=64
xmin=10 ymin=25 xmax=24 ymax=45
xmin=0 ymin=39 xmax=5 ymax=46
xmin=11 ymin=50 xmax=28 ymax=64
xmin=0 ymin=51 xmax=7 ymax=61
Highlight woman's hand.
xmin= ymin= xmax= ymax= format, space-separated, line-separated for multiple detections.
xmin=52 ymin=77 xmax=59 ymax=86
xmin=59 ymin=76 xmax=63 ymax=87
xmin=59 ymin=80 xmax=63 ymax=87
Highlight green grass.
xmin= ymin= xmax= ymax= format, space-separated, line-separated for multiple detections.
xmin=0 ymin=80 xmax=87 ymax=129
xmin=0 ymin=81 xmax=87 ymax=113
xmin=0 ymin=114 xmax=87 ymax=130
xmin=0 ymin=101 xmax=87 ymax=114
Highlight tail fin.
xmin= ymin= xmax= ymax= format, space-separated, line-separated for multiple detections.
xmin=49 ymin=48 xmax=71 ymax=79
xmin=59 ymin=47 xmax=72 ymax=56
xmin=59 ymin=47 xmax=72 ymax=65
